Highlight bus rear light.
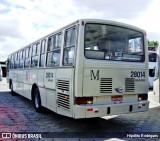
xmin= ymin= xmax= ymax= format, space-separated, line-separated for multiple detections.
xmin=142 ymin=104 xmax=146 ymax=107
xmin=138 ymin=97 xmax=142 ymax=101
xmin=75 ymin=97 xmax=93 ymax=105
xmin=87 ymin=108 xmax=93 ymax=111
xmin=138 ymin=94 xmax=148 ymax=101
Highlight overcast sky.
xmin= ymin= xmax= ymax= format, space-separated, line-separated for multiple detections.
xmin=0 ymin=0 xmax=160 ymax=61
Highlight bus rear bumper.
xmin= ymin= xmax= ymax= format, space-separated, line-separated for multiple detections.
xmin=74 ymin=100 xmax=149 ymax=119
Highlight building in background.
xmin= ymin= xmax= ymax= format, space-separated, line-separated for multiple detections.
xmin=0 ymin=61 xmax=7 ymax=81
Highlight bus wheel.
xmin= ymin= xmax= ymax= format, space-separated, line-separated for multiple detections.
xmin=10 ymin=82 xmax=16 ymax=96
xmin=34 ymin=88 xmax=43 ymax=113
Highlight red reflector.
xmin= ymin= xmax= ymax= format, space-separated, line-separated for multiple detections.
xmin=62 ymin=90 xmax=64 ymax=92
xmin=142 ymin=104 xmax=146 ymax=106
xmin=82 ymin=21 xmax=84 ymax=26
xmin=87 ymin=108 xmax=93 ymax=111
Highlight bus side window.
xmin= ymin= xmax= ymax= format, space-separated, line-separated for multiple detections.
xmin=39 ymin=39 xmax=46 ymax=67
xmin=14 ymin=52 xmax=19 ymax=69
xmin=24 ymin=46 xmax=31 ymax=68
xmin=11 ymin=54 xmax=14 ymax=69
xmin=46 ymin=33 xmax=61 ymax=67
xmin=31 ymin=43 xmax=39 ymax=67
xmin=19 ymin=50 xmax=24 ymax=68
xmin=63 ymin=27 xmax=76 ymax=66
xmin=8 ymin=55 xmax=11 ymax=70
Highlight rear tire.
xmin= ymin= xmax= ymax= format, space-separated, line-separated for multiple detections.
xmin=34 ymin=88 xmax=43 ymax=113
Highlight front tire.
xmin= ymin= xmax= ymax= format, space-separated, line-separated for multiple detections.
xmin=34 ymin=88 xmax=43 ymax=113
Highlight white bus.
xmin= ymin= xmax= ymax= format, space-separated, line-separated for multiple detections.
xmin=153 ymin=46 xmax=160 ymax=103
xmin=8 ymin=19 xmax=149 ymax=119
xmin=148 ymin=51 xmax=157 ymax=88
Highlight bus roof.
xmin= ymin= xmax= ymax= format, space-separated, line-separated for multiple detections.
xmin=80 ymin=19 xmax=146 ymax=33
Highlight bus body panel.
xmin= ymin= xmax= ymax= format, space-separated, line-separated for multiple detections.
xmin=23 ymin=69 xmax=32 ymax=99
xmin=83 ymin=63 xmax=148 ymax=97
xmin=56 ymin=68 xmax=74 ymax=118
xmin=44 ymin=68 xmax=56 ymax=90
xmin=153 ymin=46 xmax=160 ymax=103
xmin=37 ymin=69 xmax=46 ymax=107
xmin=74 ymin=21 xmax=84 ymax=98
xmin=30 ymin=69 xmax=38 ymax=85
xmin=74 ymin=100 xmax=149 ymax=119
xmin=17 ymin=69 xmax=24 ymax=96
xmin=37 ymin=69 xmax=45 ymax=87
xmin=42 ymin=68 xmax=57 ymax=112
xmin=46 ymin=89 xmax=57 ymax=112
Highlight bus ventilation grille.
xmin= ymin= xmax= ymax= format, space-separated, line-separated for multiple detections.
xmin=125 ymin=78 xmax=135 ymax=92
xmin=100 ymin=78 xmax=112 ymax=93
xmin=57 ymin=79 xmax=69 ymax=91
xmin=57 ymin=79 xmax=70 ymax=111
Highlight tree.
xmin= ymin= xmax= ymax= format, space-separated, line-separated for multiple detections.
xmin=154 ymin=41 xmax=159 ymax=47
xmin=148 ymin=40 xmax=159 ymax=47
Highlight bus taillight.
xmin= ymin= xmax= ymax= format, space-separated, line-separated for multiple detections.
xmin=75 ymin=97 xmax=93 ymax=105
xmin=138 ymin=94 xmax=148 ymax=101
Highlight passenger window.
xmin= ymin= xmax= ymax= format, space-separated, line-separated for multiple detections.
xmin=39 ymin=39 xmax=46 ymax=67
xmin=14 ymin=52 xmax=19 ymax=69
xmin=24 ymin=46 xmax=31 ymax=68
xmin=19 ymin=50 xmax=24 ymax=68
xmin=46 ymin=33 xmax=62 ymax=67
xmin=63 ymin=27 xmax=76 ymax=66
xmin=31 ymin=42 xmax=40 ymax=67
xmin=10 ymin=54 xmax=15 ymax=69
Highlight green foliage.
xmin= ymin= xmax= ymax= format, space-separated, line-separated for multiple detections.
xmin=148 ymin=40 xmax=159 ymax=47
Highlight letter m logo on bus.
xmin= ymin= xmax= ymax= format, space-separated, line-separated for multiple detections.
xmin=90 ymin=70 xmax=99 ymax=80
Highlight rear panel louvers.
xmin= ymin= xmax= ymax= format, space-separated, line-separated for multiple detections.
xmin=125 ymin=78 xmax=135 ymax=92
xmin=57 ymin=79 xmax=69 ymax=91
xmin=57 ymin=79 xmax=70 ymax=111
xmin=100 ymin=78 xmax=112 ymax=93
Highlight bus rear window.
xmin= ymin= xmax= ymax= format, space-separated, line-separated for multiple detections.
xmin=85 ymin=24 xmax=144 ymax=62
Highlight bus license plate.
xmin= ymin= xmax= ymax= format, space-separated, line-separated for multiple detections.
xmin=111 ymin=95 xmax=123 ymax=101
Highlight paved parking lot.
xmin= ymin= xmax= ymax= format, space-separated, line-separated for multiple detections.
xmin=0 ymin=78 xmax=160 ymax=141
